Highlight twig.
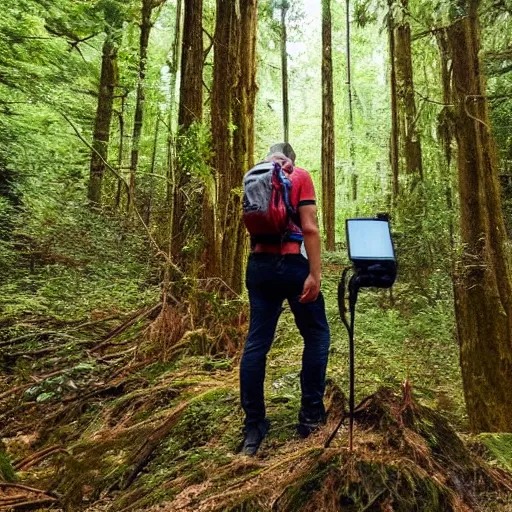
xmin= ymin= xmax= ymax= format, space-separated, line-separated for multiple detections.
xmin=415 ymin=90 xmax=453 ymax=107
xmin=0 ymin=331 xmax=78 ymax=349
xmin=0 ymin=369 xmax=68 ymax=402
xmin=90 ymin=304 xmax=161 ymax=352
xmin=0 ymin=483 xmax=50 ymax=495
xmin=0 ymin=498 xmax=58 ymax=510
xmin=13 ymin=446 xmax=69 ymax=471
xmin=464 ymin=95 xmax=491 ymax=131
xmin=4 ymin=346 xmax=66 ymax=360
xmin=96 ymin=346 xmax=137 ymax=362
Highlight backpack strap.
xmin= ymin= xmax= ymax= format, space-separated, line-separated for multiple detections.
xmin=276 ymin=166 xmax=304 ymax=243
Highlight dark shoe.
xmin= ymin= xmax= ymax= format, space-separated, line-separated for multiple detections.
xmin=241 ymin=420 xmax=269 ymax=456
xmin=297 ymin=411 xmax=326 ymax=438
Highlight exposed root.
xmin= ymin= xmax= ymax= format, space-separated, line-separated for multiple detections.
xmin=0 ymin=482 xmax=58 ymax=511
xmin=143 ymin=304 xmax=187 ymax=362
xmin=13 ymin=445 xmax=69 ymax=471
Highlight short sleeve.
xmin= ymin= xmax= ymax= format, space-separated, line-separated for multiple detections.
xmin=297 ymin=169 xmax=316 ymax=207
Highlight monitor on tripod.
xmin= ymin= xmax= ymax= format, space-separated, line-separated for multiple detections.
xmin=346 ymin=216 xmax=397 ymax=289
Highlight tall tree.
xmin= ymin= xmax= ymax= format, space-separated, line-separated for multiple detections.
xmin=87 ymin=9 xmax=122 ymax=206
xmin=128 ymin=0 xmax=164 ymax=215
xmin=212 ymin=0 xmax=258 ymax=291
xmin=166 ymin=0 xmax=182 ymax=206
xmin=172 ymin=0 xmax=203 ymax=256
xmin=322 ymin=0 xmax=336 ymax=251
xmin=388 ymin=0 xmax=422 ymax=193
xmin=346 ymin=0 xmax=357 ymax=201
xmin=387 ymin=0 xmax=399 ymax=198
xmin=448 ymin=1 xmax=512 ymax=431
xmin=436 ymin=28 xmax=455 ymax=249
xmin=211 ymin=0 xmax=234 ymax=280
xmin=229 ymin=0 xmax=258 ymax=291
xmin=280 ymin=0 xmax=290 ymax=142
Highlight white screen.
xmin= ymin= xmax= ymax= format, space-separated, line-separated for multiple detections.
xmin=347 ymin=219 xmax=394 ymax=260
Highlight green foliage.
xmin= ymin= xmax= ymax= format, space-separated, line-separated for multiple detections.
xmin=0 ymin=446 xmax=15 ymax=482
xmin=478 ymin=433 xmax=512 ymax=473
xmin=177 ymin=122 xmax=214 ymax=183
xmin=1 ymin=197 xmax=158 ymax=322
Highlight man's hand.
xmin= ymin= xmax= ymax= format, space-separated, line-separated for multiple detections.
xmin=300 ymin=273 xmax=321 ymax=303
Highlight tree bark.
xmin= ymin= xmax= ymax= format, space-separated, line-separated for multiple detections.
xmin=280 ymin=1 xmax=290 ymax=142
xmin=172 ymin=0 xmax=203 ymax=258
xmin=448 ymin=3 xmax=512 ymax=432
xmin=177 ymin=0 xmax=203 ymax=129
xmin=115 ymin=92 xmax=128 ymax=210
xmin=229 ymin=0 xmax=258 ymax=291
xmin=387 ymin=0 xmax=399 ymax=198
xmin=143 ymin=112 xmax=160 ymax=226
xmin=436 ymin=29 xmax=456 ymax=249
xmin=88 ymin=31 xmax=119 ymax=205
xmin=393 ymin=0 xmax=422 ymax=182
xmin=166 ymin=0 xmax=182 ymax=208
xmin=211 ymin=0 xmax=258 ymax=291
xmin=322 ymin=0 xmax=335 ymax=251
xmin=128 ymin=0 xmax=154 ymax=215
xmin=212 ymin=0 xmax=236 ymax=279
xmin=388 ymin=0 xmax=422 ymax=194
xmin=346 ymin=0 xmax=357 ymax=201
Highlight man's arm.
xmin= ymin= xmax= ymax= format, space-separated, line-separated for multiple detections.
xmin=299 ymin=204 xmax=321 ymax=303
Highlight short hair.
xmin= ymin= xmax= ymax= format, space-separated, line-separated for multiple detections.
xmin=264 ymin=152 xmax=293 ymax=171
xmin=268 ymin=142 xmax=296 ymax=164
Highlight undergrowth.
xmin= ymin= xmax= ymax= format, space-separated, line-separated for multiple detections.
xmin=2 ymin=202 xmax=510 ymax=512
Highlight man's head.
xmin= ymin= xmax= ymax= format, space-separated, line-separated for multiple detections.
xmin=268 ymin=142 xmax=296 ymax=165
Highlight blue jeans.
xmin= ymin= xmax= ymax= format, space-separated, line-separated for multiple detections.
xmin=240 ymin=253 xmax=331 ymax=429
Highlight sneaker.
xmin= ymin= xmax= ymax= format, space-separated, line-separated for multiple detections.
xmin=297 ymin=411 xmax=326 ymax=438
xmin=240 ymin=420 xmax=269 ymax=456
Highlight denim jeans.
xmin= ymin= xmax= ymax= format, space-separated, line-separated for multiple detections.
xmin=240 ymin=253 xmax=331 ymax=429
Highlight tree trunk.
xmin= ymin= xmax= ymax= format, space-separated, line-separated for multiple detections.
xmin=166 ymin=0 xmax=182 ymax=209
xmin=212 ymin=0 xmax=258 ymax=291
xmin=115 ymin=92 xmax=128 ymax=210
xmin=88 ymin=32 xmax=119 ymax=206
xmin=128 ymin=0 xmax=154 ymax=215
xmin=172 ymin=0 xmax=203 ymax=258
xmin=177 ymin=0 xmax=203 ymax=129
xmin=387 ymin=0 xmax=399 ymax=198
xmin=212 ymin=0 xmax=236 ymax=279
xmin=229 ymin=0 xmax=258 ymax=292
xmin=346 ymin=0 xmax=357 ymax=202
xmin=393 ymin=0 xmax=422 ymax=182
xmin=436 ymin=29 xmax=455 ymax=248
xmin=322 ymin=0 xmax=335 ymax=251
xmin=280 ymin=1 xmax=289 ymax=142
xmin=144 ymin=112 xmax=160 ymax=227
xmin=448 ymin=3 xmax=512 ymax=432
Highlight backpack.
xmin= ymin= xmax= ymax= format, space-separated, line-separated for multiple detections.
xmin=242 ymin=160 xmax=303 ymax=245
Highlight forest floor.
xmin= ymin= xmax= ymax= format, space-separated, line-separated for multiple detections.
xmin=1 ymin=257 xmax=512 ymax=511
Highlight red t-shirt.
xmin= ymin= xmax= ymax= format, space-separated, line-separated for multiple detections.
xmin=253 ymin=166 xmax=316 ymax=255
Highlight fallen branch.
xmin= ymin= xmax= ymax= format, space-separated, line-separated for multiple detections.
xmin=90 ymin=304 xmax=161 ymax=352
xmin=0 ymin=483 xmax=50 ymax=495
xmin=3 ymin=345 xmax=66 ymax=361
xmin=0 ymin=497 xmax=58 ymax=510
xmin=0 ymin=331 xmax=79 ymax=349
xmin=0 ymin=495 xmax=26 ymax=505
xmin=13 ymin=445 xmax=69 ymax=471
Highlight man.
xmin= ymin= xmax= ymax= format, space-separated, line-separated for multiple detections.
xmin=240 ymin=142 xmax=331 ymax=455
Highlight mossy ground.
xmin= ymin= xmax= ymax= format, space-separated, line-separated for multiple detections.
xmin=1 ymin=257 xmax=510 ymax=511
